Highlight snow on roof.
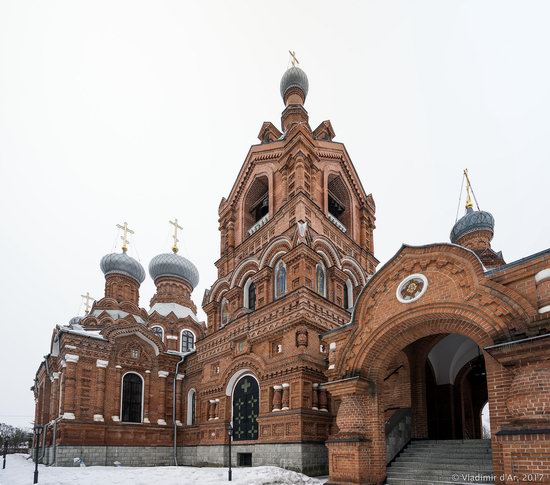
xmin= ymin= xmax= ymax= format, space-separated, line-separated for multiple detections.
xmin=91 ymin=308 xmax=145 ymax=324
xmin=148 ymin=302 xmax=200 ymax=323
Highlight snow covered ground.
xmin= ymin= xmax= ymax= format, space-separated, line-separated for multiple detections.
xmin=0 ymin=454 xmax=326 ymax=485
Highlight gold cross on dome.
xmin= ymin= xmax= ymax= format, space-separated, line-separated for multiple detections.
xmin=80 ymin=292 xmax=95 ymax=314
xmin=289 ymin=50 xmax=299 ymax=67
xmin=169 ymin=218 xmax=183 ymax=253
xmin=116 ymin=221 xmax=134 ymax=253
xmin=464 ymin=169 xmax=474 ymax=209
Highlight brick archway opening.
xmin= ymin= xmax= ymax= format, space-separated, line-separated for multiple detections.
xmin=327 ymin=315 xmax=496 ymax=485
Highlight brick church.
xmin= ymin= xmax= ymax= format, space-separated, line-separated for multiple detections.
xmin=32 ymin=62 xmax=550 ymax=484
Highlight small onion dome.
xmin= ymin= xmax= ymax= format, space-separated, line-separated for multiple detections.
xmin=100 ymin=252 xmax=146 ymax=284
xmin=450 ymin=207 xmax=495 ymax=244
xmin=149 ymin=252 xmax=200 ymax=289
xmin=69 ymin=316 xmax=82 ymax=326
xmin=280 ymin=66 xmax=309 ymax=102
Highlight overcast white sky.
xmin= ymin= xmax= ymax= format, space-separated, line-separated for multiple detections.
xmin=1 ymin=1 xmax=549 ymax=429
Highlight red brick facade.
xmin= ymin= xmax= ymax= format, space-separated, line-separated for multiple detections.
xmin=32 ymin=65 xmax=549 ymax=482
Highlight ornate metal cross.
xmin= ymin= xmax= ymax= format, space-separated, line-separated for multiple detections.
xmin=289 ymin=50 xmax=299 ymax=67
xmin=80 ymin=292 xmax=95 ymax=314
xmin=116 ymin=221 xmax=134 ymax=253
xmin=169 ymin=218 xmax=183 ymax=253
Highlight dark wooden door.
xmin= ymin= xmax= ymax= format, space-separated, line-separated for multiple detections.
xmin=232 ymin=376 xmax=259 ymax=441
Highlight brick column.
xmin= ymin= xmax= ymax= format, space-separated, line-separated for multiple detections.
xmin=272 ymin=385 xmax=282 ymax=412
xmin=319 ymin=386 xmax=328 ymax=412
xmin=281 ymin=383 xmax=290 ymax=410
xmin=62 ymin=354 xmax=79 ymax=420
xmin=325 ymin=376 xmax=385 ymax=485
xmin=158 ymin=371 xmax=169 ymax=425
xmin=144 ymin=370 xmax=151 ymax=423
xmin=408 ymin=351 xmax=429 ymax=438
xmin=94 ymin=360 xmax=108 ymax=422
xmin=175 ymin=373 xmax=184 ymax=426
xmin=312 ymin=383 xmax=319 ymax=410
xmin=50 ymin=373 xmax=60 ymax=418
xmin=112 ymin=365 xmax=122 ymax=422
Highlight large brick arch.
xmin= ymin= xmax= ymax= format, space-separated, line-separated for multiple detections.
xmin=334 ymin=243 xmax=536 ymax=380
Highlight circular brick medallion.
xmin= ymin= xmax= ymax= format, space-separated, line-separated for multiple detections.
xmin=396 ymin=274 xmax=428 ymax=304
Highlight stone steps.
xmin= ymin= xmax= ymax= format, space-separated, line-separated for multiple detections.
xmin=386 ymin=439 xmax=494 ymax=485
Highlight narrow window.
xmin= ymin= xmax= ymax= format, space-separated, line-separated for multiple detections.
xmin=316 ymin=263 xmax=326 ymax=297
xmin=181 ymin=330 xmax=195 ymax=352
xmin=245 ymin=280 xmax=256 ymax=310
xmin=121 ymin=373 xmax=143 ymax=423
xmin=274 ymin=261 xmax=286 ymax=300
xmin=344 ymin=279 xmax=354 ymax=310
xmin=187 ymin=389 xmax=196 ymax=425
xmin=220 ymin=298 xmax=229 ymax=327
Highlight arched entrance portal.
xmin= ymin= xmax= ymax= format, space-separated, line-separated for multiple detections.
xmin=232 ymin=375 xmax=259 ymax=441
xmin=323 ymin=244 xmax=540 ymax=485
xmin=383 ymin=333 xmax=489 ymax=462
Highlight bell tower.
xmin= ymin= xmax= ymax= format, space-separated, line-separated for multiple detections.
xmin=203 ymin=58 xmax=378 ymax=332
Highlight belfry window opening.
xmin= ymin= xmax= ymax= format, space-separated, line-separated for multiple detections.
xmin=327 ymin=174 xmax=350 ymax=232
xmin=244 ymin=176 xmax=269 ymax=236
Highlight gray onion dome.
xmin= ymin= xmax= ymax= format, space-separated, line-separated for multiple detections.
xmin=280 ymin=66 xmax=309 ymax=101
xmin=450 ymin=207 xmax=495 ymax=244
xmin=149 ymin=252 xmax=200 ymax=289
xmin=100 ymin=252 xmax=146 ymax=284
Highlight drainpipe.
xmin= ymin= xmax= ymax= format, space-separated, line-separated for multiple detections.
xmin=172 ymin=354 xmax=185 ymax=466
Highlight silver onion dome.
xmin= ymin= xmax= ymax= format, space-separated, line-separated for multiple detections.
xmin=450 ymin=207 xmax=495 ymax=244
xmin=280 ymin=66 xmax=309 ymax=101
xmin=149 ymin=252 xmax=200 ymax=289
xmin=100 ymin=252 xmax=146 ymax=284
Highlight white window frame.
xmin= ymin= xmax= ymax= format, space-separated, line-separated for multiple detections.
xmin=187 ymin=388 xmax=197 ymax=425
xmin=180 ymin=329 xmax=196 ymax=353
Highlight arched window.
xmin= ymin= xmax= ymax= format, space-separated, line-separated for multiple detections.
xmin=121 ymin=372 xmax=143 ymax=423
xmin=187 ymin=389 xmax=196 ymax=425
xmin=316 ymin=262 xmax=326 ymax=297
xmin=344 ymin=279 xmax=354 ymax=310
xmin=220 ymin=298 xmax=229 ymax=327
xmin=181 ymin=330 xmax=195 ymax=352
xmin=327 ymin=174 xmax=351 ymax=232
xmin=244 ymin=278 xmax=256 ymax=310
xmin=232 ymin=375 xmax=259 ymax=441
xmin=244 ymin=176 xmax=269 ymax=235
xmin=274 ymin=260 xmax=286 ymax=300
xmin=151 ymin=325 xmax=164 ymax=341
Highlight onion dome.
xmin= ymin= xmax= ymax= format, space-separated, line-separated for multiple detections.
xmin=149 ymin=252 xmax=200 ymax=289
xmin=100 ymin=252 xmax=146 ymax=284
xmin=450 ymin=207 xmax=495 ymax=244
xmin=280 ymin=66 xmax=309 ymax=102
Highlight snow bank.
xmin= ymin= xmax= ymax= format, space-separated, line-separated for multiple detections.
xmin=0 ymin=454 xmax=326 ymax=485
